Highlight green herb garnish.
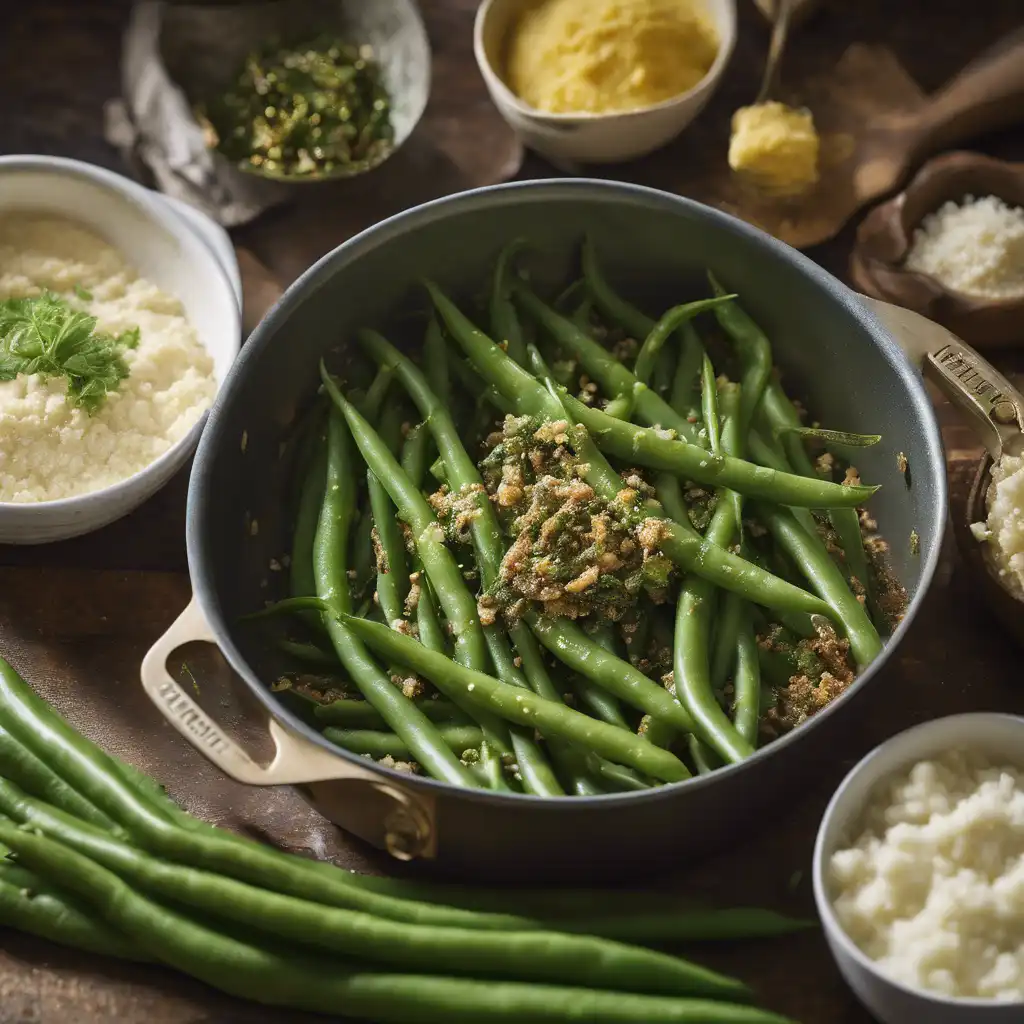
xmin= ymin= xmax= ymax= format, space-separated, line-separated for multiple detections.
xmin=73 ymin=284 xmax=93 ymax=301
xmin=0 ymin=294 xmax=139 ymax=414
xmin=199 ymin=33 xmax=394 ymax=180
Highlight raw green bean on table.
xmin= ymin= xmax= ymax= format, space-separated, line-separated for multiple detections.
xmin=341 ymin=616 xmax=692 ymax=784
xmin=324 ymin=725 xmax=484 ymax=761
xmin=0 ymin=724 xmax=118 ymax=833
xmin=0 ymin=871 xmax=150 ymax=962
xmin=0 ymin=822 xmax=794 ymax=1024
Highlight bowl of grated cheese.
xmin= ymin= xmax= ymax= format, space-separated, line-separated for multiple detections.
xmin=0 ymin=156 xmax=241 ymax=543
xmin=814 ymin=712 xmax=1024 ymax=1023
xmin=851 ymin=151 xmax=1024 ymax=350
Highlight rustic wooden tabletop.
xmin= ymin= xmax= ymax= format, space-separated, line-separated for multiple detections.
xmin=1 ymin=2 xmax=1024 ymax=1022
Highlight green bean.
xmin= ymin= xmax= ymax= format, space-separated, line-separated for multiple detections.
xmin=732 ymin=613 xmax=761 ymax=747
xmin=515 ymin=284 xmax=729 ymax=437
xmin=324 ymin=725 xmax=484 ymax=760
xmin=0 ymin=724 xmax=118 ymax=832
xmin=361 ymin=364 xmax=395 ymax=421
xmin=312 ymin=408 xmax=478 ymax=787
xmin=448 ymin=348 xmax=515 ymax=415
xmin=423 ymin=314 xmax=452 ymax=404
xmin=275 ymin=637 xmax=340 ymax=668
xmin=687 ymin=737 xmax=719 ymax=775
xmin=490 ymin=238 xmax=528 ymax=365
xmin=669 ymin=322 xmax=705 ymax=422
xmin=367 ymin=469 xmax=409 ymax=626
xmin=569 ymin=295 xmax=595 ymax=333
xmin=590 ymin=757 xmax=654 ymax=792
xmin=558 ymin=391 xmax=876 ymax=509
xmin=570 ymin=676 xmax=633 ymax=730
xmin=528 ymin=614 xmax=693 ymax=738
xmin=315 ymin=697 xmax=466 ymax=728
xmin=754 ymin=504 xmax=882 ymax=668
xmin=0 ymin=820 xmax=796 ymax=1023
xmin=701 ymin=353 xmax=721 ymax=455
xmin=289 ymin=436 xmax=327 ymax=603
xmin=416 ymin=575 xmax=451 ymax=655
xmin=580 ymin=235 xmax=654 ymax=341
xmin=400 ymin=421 xmax=431 ymax=487
xmin=710 ymin=592 xmax=743 ymax=689
xmin=708 ymin=276 xmax=771 ymax=443
xmin=342 ymin=616 xmax=691 ymax=783
xmin=0 ymin=871 xmax=149 ymax=962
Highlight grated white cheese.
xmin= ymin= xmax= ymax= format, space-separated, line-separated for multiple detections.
xmin=829 ymin=749 xmax=1024 ymax=1002
xmin=904 ymin=194 xmax=1024 ymax=300
xmin=0 ymin=213 xmax=215 ymax=503
xmin=972 ymin=452 xmax=1024 ymax=598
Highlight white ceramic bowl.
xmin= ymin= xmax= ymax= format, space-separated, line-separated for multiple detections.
xmin=0 ymin=156 xmax=241 ymax=544
xmin=813 ymin=713 xmax=1024 ymax=1024
xmin=473 ymin=0 xmax=737 ymax=168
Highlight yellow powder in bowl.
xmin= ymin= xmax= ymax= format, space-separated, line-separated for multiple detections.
xmin=506 ymin=0 xmax=719 ymax=115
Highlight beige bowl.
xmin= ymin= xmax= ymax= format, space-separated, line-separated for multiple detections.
xmin=473 ymin=0 xmax=737 ymax=168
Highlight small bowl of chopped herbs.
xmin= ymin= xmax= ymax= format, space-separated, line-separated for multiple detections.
xmin=160 ymin=1 xmax=431 ymax=184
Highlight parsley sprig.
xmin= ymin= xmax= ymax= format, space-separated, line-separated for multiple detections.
xmin=0 ymin=294 xmax=140 ymax=414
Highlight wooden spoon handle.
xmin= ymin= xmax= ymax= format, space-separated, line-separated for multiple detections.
xmin=909 ymin=27 xmax=1024 ymax=162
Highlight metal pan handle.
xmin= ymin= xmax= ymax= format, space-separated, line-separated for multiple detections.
xmin=861 ymin=296 xmax=1024 ymax=459
xmin=140 ymin=596 xmax=435 ymax=859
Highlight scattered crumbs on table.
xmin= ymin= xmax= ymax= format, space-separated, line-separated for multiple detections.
xmin=896 ymin=451 xmax=908 ymax=474
xmin=269 ymin=558 xmax=282 ymax=571
xmin=787 ymin=868 xmax=804 ymax=892
xmin=241 ymin=430 xmax=248 ymax=453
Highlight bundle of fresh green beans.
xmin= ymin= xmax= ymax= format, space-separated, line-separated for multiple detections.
xmin=0 ymin=655 xmax=810 ymax=1021
xmin=263 ymin=236 xmax=899 ymax=796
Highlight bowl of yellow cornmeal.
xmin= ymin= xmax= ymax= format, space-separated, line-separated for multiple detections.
xmin=474 ymin=0 xmax=737 ymax=166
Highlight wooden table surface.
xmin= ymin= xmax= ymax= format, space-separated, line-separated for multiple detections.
xmin=2 ymin=2 xmax=1024 ymax=1022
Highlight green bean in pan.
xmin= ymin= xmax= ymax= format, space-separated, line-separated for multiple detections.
xmin=341 ymin=617 xmax=691 ymax=784
xmin=489 ymin=237 xmax=529 ymax=366
xmin=400 ymin=421 xmax=431 ymax=487
xmin=324 ymin=725 xmax=485 ymax=761
xmin=580 ymin=234 xmax=654 ymax=341
xmin=731 ymin=613 xmax=761 ymax=747
xmin=669 ymin=321 xmax=705 ymax=422
xmin=309 ymin=408 xmax=479 ymax=788
xmin=754 ymin=503 xmax=883 ymax=669
xmin=315 ymin=697 xmax=467 ymax=728
xmin=514 ymin=283 xmax=729 ymax=437
xmin=700 ymin=353 xmax=722 ymax=455
xmin=557 ymin=391 xmax=876 ymax=509
xmin=708 ymin=274 xmax=772 ymax=442
xmin=274 ymin=637 xmax=340 ymax=668
xmin=367 ymin=469 xmax=409 ymax=626
xmin=527 ymin=614 xmax=693 ymax=739
xmin=289 ymin=435 xmax=327 ymax=603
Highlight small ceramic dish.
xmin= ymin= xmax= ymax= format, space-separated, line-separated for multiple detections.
xmin=0 ymin=155 xmax=241 ymax=544
xmin=851 ymin=152 xmax=1024 ymax=350
xmin=473 ymin=0 xmax=737 ymax=168
xmin=954 ymin=454 xmax=1024 ymax=649
xmin=153 ymin=0 xmax=431 ymax=185
xmin=813 ymin=712 xmax=1024 ymax=1024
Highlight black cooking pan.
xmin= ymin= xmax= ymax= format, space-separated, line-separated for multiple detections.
xmin=141 ymin=180 xmax=946 ymax=882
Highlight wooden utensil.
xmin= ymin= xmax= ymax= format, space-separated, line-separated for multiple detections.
xmin=638 ymin=30 xmax=1024 ymax=249
xmin=852 ymin=151 xmax=1024 ymax=351
xmin=778 ymin=27 xmax=1024 ymax=248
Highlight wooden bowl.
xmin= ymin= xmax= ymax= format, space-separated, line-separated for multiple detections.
xmin=954 ymin=454 xmax=1024 ymax=649
xmin=850 ymin=152 xmax=1024 ymax=351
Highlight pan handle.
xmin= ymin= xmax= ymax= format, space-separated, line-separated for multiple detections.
xmin=860 ymin=296 xmax=1024 ymax=460
xmin=140 ymin=596 xmax=436 ymax=860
